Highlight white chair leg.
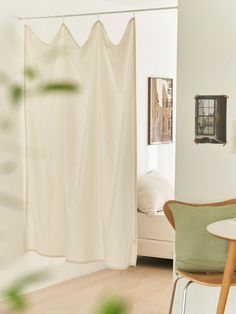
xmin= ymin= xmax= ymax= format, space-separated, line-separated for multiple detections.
xmin=181 ymin=281 xmax=193 ymax=314
xmin=168 ymin=276 xmax=184 ymax=314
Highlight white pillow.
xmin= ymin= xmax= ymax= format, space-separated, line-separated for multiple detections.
xmin=137 ymin=171 xmax=174 ymax=216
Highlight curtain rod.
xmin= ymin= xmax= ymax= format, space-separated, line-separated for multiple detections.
xmin=18 ymin=6 xmax=178 ymax=20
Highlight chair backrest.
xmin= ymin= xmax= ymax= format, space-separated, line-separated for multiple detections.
xmin=163 ymin=199 xmax=236 ymax=230
xmin=163 ymin=198 xmax=236 ymax=272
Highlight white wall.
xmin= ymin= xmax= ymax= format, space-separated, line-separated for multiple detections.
xmin=175 ymin=0 xmax=236 ymax=312
xmin=0 ymin=0 xmax=177 ymax=292
xmin=136 ymin=10 xmax=177 ymax=184
xmin=176 ymin=0 xmax=236 ymax=203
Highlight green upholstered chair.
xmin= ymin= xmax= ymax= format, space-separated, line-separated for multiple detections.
xmin=163 ymin=199 xmax=236 ymax=314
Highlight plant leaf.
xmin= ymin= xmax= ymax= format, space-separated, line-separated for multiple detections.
xmin=0 ymin=71 xmax=11 ymax=84
xmin=0 ymin=190 xmax=23 ymax=210
xmin=25 ymin=67 xmax=38 ymax=80
xmin=39 ymin=82 xmax=79 ymax=94
xmin=10 ymin=85 xmax=23 ymax=105
xmin=8 ymin=271 xmax=48 ymax=292
xmin=0 ymin=119 xmax=11 ymax=131
xmin=96 ymin=297 xmax=128 ymax=314
xmin=1 ymin=271 xmax=48 ymax=312
xmin=3 ymin=290 xmax=27 ymax=311
xmin=0 ymin=160 xmax=16 ymax=174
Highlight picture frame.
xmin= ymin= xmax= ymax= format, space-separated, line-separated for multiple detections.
xmin=194 ymin=95 xmax=227 ymax=144
xmin=148 ymin=77 xmax=173 ymax=144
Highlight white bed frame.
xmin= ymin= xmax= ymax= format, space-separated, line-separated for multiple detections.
xmin=137 ymin=212 xmax=174 ymax=259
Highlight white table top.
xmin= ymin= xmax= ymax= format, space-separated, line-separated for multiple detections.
xmin=207 ymin=219 xmax=236 ymax=241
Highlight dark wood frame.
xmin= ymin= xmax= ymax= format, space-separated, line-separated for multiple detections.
xmin=194 ymin=95 xmax=227 ymax=144
xmin=148 ymin=77 xmax=173 ymax=145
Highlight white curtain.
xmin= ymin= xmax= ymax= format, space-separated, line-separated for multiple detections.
xmin=24 ymin=19 xmax=137 ymax=269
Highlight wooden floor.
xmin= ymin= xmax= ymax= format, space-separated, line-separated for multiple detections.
xmin=0 ymin=257 xmax=173 ymax=314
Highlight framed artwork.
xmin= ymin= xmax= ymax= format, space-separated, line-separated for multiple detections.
xmin=148 ymin=77 xmax=173 ymax=144
xmin=194 ymin=95 xmax=227 ymax=144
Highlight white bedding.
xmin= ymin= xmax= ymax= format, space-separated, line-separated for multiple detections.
xmin=137 ymin=171 xmax=174 ymax=216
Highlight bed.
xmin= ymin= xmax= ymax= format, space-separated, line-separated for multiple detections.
xmin=137 ymin=211 xmax=174 ymax=259
xmin=137 ymin=170 xmax=175 ymax=259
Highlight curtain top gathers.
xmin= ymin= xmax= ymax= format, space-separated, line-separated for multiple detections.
xmin=25 ymin=18 xmax=135 ymax=49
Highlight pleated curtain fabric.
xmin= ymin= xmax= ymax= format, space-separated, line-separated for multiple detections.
xmin=24 ymin=19 xmax=137 ymax=269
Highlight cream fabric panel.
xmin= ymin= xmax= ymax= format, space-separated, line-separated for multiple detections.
xmin=25 ymin=19 xmax=137 ymax=269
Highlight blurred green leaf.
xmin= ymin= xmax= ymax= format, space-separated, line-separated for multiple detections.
xmin=44 ymin=46 xmax=70 ymax=62
xmin=0 ymin=191 xmax=22 ymax=210
xmin=39 ymin=82 xmax=79 ymax=94
xmin=10 ymin=85 xmax=23 ymax=105
xmin=0 ymin=161 xmax=16 ymax=173
xmin=12 ymin=271 xmax=47 ymax=290
xmin=0 ymin=71 xmax=11 ymax=85
xmin=1 ymin=271 xmax=48 ymax=312
xmin=0 ymin=119 xmax=11 ymax=131
xmin=3 ymin=289 xmax=27 ymax=311
xmin=96 ymin=296 xmax=128 ymax=314
xmin=25 ymin=67 xmax=38 ymax=80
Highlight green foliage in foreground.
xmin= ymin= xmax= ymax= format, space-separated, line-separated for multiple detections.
xmin=2 ymin=272 xmax=128 ymax=313
xmin=1 ymin=271 xmax=47 ymax=312
xmin=9 ymin=85 xmax=23 ymax=106
xmin=3 ymin=289 xmax=27 ymax=311
xmin=0 ymin=65 xmax=80 ymax=108
xmin=39 ymin=82 xmax=78 ymax=93
xmin=96 ymin=296 xmax=128 ymax=314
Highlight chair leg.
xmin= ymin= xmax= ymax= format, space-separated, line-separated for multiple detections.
xmin=181 ymin=281 xmax=193 ymax=314
xmin=168 ymin=276 xmax=184 ymax=314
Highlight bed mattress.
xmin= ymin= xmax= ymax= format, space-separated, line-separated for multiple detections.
xmin=137 ymin=211 xmax=174 ymax=241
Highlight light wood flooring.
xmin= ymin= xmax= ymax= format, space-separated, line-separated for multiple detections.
xmin=0 ymin=257 xmax=173 ymax=314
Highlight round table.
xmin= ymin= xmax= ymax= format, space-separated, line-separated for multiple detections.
xmin=207 ymin=219 xmax=236 ymax=314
